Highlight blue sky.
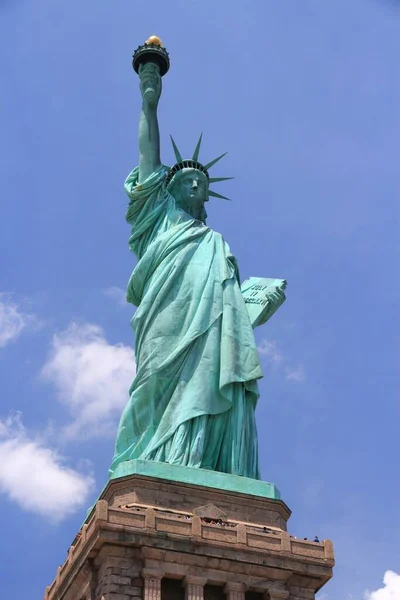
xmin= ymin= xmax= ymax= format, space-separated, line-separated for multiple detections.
xmin=0 ymin=1 xmax=399 ymax=599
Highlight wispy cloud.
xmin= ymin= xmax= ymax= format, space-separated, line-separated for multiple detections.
xmin=258 ymin=338 xmax=306 ymax=383
xmin=0 ymin=294 xmax=39 ymax=348
xmin=285 ymin=364 xmax=306 ymax=383
xmin=0 ymin=413 xmax=94 ymax=522
xmin=364 ymin=571 xmax=400 ymax=600
xmin=41 ymin=322 xmax=136 ymax=440
xmin=257 ymin=339 xmax=283 ymax=367
xmin=103 ymin=286 xmax=128 ymax=308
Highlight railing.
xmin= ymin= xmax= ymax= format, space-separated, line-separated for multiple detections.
xmin=44 ymin=500 xmax=334 ymax=600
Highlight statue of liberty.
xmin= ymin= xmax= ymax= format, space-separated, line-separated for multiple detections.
xmin=110 ymin=38 xmax=285 ymax=481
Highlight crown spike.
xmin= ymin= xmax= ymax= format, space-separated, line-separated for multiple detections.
xmin=208 ymin=176 xmax=234 ymax=183
xmin=192 ymin=133 xmax=203 ymax=162
xmin=204 ymin=152 xmax=228 ymax=171
xmin=208 ymin=190 xmax=231 ymax=200
xmin=170 ymin=135 xmax=183 ymax=163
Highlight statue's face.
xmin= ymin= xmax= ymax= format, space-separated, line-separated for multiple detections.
xmin=173 ymin=168 xmax=209 ymax=210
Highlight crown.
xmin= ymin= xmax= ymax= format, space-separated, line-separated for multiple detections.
xmin=165 ymin=134 xmax=233 ymax=200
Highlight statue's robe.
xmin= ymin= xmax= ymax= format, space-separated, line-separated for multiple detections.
xmin=109 ymin=166 xmax=263 ymax=479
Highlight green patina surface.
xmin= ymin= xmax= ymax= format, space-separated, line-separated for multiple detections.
xmin=241 ymin=277 xmax=287 ymax=328
xmin=110 ymin=459 xmax=281 ymax=500
xmin=108 ymin=41 xmax=287 ymax=489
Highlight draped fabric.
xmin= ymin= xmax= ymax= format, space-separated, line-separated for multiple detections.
xmin=109 ymin=165 xmax=263 ymax=479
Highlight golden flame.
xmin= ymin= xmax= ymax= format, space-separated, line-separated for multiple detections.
xmin=145 ymin=35 xmax=163 ymax=47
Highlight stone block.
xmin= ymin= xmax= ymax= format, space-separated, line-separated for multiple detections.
xmin=108 ymin=575 xmax=132 ymax=586
xmin=97 ymin=583 xmax=121 ymax=596
xmin=193 ymin=504 xmax=227 ymax=520
xmin=236 ymin=524 xmax=247 ymax=544
xmin=106 ymin=558 xmax=134 ymax=570
xmin=288 ymin=587 xmax=315 ymax=599
xmin=95 ymin=546 xmax=137 ymax=564
xmin=145 ymin=507 xmax=156 ymax=529
xmin=123 ymin=586 xmax=143 ymax=596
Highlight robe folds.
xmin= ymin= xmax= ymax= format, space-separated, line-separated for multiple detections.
xmin=109 ymin=165 xmax=263 ymax=479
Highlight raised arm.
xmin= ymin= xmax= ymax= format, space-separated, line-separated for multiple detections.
xmin=138 ymin=63 xmax=162 ymax=183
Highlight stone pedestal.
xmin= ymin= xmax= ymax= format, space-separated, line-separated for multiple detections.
xmin=43 ymin=471 xmax=334 ymax=600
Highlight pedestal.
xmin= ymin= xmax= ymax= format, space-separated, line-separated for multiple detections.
xmin=43 ymin=468 xmax=334 ymax=600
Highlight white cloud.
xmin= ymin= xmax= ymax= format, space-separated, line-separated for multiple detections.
xmin=0 ymin=413 xmax=94 ymax=522
xmin=257 ymin=338 xmax=306 ymax=383
xmin=103 ymin=286 xmax=128 ymax=308
xmin=257 ymin=339 xmax=283 ymax=367
xmin=41 ymin=322 xmax=136 ymax=440
xmin=0 ymin=294 xmax=37 ymax=348
xmin=365 ymin=571 xmax=400 ymax=600
xmin=285 ymin=364 xmax=306 ymax=383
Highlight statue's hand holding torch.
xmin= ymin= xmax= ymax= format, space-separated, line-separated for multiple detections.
xmin=139 ymin=62 xmax=162 ymax=108
xmin=133 ymin=36 xmax=170 ymax=109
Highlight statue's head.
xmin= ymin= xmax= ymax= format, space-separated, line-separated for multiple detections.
xmin=165 ymin=135 xmax=232 ymax=223
xmin=167 ymin=168 xmax=209 ymax=222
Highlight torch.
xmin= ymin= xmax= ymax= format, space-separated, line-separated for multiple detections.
xmin=132 ymin=36 xmax=170 ymax=102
